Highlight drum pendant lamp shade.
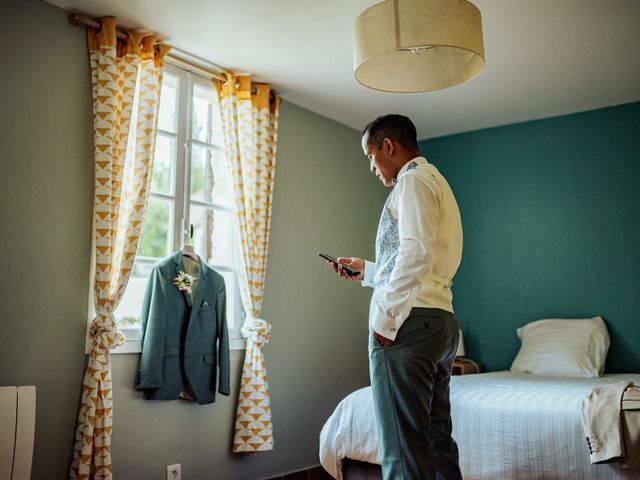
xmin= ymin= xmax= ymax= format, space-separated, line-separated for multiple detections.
xmin=353 ymin=0 xmax=485 ymax=93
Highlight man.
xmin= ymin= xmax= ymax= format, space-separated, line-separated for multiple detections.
xmin=329 ymin=114 xmax=463 ymax=479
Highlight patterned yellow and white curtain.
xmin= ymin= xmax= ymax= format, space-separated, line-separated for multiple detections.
xmin=70 ymin=18 xmax=169 ymax=479
xmin=215 ymin=74 xmax=280 ymax=453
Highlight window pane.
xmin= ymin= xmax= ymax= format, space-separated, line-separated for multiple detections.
xmin=138 ymin=197 xmax=172 ymax=258
xmin=190 ymin=145 xmax=232 ymax=206
xmin=152 ymin=134 xmax=176 ymax=195
xmin=192 ymin=84 xmax=213 ymax=143
xmin=220 ymin=270 xmax=239 ymax=331
xmin=211 ymin=94 xmax=223 ymax=145
xmin=190 ymin=144 xmax=206 ymax=201
xmin=189 ymin=205 xmax=234 ymax=267
xmin=158 ymin=73 xmax=178 ymax=133
xmin=114 ymin=261 xmax=155 ymax=326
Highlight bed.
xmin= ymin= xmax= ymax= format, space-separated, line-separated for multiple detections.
xmin=320 ymin=371 xmax=640 ymax=480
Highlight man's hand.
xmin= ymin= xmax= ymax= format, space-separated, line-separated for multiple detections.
xmin=328 ymin=257 xmax=365 ymax=282
xmin=373 ymin=330 xmax=394 ymax=347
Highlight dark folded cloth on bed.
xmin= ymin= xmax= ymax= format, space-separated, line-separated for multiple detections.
xmin=342 ymin=458 xmax=382 ymax=480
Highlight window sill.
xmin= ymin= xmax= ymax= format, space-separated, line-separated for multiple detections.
xmin=85 ymin=329 xmax=246 ymax=354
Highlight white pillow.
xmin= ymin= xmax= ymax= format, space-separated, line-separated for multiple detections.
xmin=510 ymin=316 xmax=610 ymax=378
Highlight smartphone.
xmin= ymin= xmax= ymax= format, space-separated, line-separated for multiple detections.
xmin=318 ymin=252 xmax=360 ymax=276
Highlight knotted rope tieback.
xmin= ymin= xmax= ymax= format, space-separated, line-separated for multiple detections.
xmin=241 ymin=317 xmax=271 ymax=345
xmin=90 ymin=305 xmax=125 ymax=350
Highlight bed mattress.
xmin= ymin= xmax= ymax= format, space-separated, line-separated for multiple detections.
xmin=320 ymin=371 xmax=640 ymax=479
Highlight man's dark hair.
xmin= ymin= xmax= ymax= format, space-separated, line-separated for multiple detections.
xmin=362 ymin=114 xmax=418 ymax=151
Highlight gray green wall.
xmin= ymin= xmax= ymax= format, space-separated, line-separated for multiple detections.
xmin=420 ymin=102 xmax=640 ymax=373
xmin=0 ymin=1 xmax=385 ymax=478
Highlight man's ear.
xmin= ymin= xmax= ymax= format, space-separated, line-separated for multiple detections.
xmin=383 ymin=137 xmax=394 ymax=155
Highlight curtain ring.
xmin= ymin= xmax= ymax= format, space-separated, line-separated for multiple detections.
xmin=222 ymin=71 xmax=233 ymax=85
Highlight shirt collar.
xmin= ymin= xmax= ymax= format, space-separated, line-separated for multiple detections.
xmin=393 ymin=156 xmax=428 ymax=185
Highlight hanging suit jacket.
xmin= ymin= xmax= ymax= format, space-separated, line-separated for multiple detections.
xmin=136 ymin=250 xmax=230 ymax=404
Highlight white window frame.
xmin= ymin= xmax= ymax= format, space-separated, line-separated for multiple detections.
xmin=86 ymin=61 xmax=245 ymax=354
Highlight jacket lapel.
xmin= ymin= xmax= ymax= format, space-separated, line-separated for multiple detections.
xmin=188 ymin=256 xmax=208 ymax=324
xmin=172 ymin=250 xmax=192 ymax=308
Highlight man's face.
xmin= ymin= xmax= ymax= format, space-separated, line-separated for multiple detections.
xmin=362 ymin=134 xmax=395 ymax=187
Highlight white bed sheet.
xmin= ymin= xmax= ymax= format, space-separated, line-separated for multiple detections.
xmin=319 ymin=371 xmax=640 ymax=480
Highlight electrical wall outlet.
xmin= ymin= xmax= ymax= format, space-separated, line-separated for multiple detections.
xmin=167 ymin=463 xmax=181 ymax=480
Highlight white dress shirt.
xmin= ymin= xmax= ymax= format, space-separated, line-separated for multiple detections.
xmin=363 ymin=157 xmax=463 ymax=341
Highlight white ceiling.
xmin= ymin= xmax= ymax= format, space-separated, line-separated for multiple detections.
xmin=46 ymin=0 xmax=640 ymax=139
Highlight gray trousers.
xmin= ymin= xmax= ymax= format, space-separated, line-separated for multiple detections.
xmin=369 ymin=307 xmax=462 ymax=480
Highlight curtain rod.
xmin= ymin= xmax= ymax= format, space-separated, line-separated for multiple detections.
xmin=68 ymin=13 xmax=229 ymax=82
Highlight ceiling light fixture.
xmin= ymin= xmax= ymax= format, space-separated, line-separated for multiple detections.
xmin=353 ymin=0 xmax=485 ymax=93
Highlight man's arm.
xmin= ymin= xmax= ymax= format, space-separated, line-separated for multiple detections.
xmin=335 ymin=258 xmax=376 ymax=287
xmin=361 ymin=260 xmax=376 ymax=288
xmin=329 ymin=256 xmax=365 ymax=281
xmin=371 ymin=174 xmax=441 ymax=342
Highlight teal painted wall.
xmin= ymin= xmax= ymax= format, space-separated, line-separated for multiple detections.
xmin=420 ymin=102 xmax=640 ymax=373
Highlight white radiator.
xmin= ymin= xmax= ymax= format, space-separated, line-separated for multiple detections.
xmin=0 ymin=387 xmax=35 ymax=480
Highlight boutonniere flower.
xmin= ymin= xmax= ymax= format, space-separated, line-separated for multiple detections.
xmin=174 ymin=271 xmax=196 ymax=294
